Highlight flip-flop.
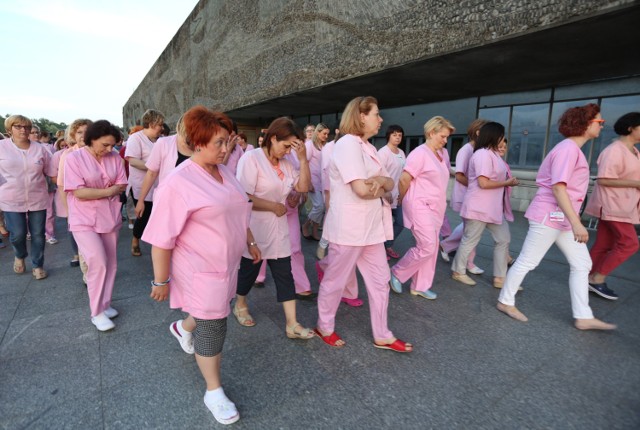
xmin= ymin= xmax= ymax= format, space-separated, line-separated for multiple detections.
xmin=341 ymin=297 xmax=363 ymax=307
xmin=314 ymin=328 xmax=344 ymax=348
xmin=373 ymin=339 xmax=413 ymax=353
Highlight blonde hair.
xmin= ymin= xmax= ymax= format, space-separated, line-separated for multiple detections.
xmin=175 ymin=114 xmax=186 ymax=139
xmin=66 ymin=119 xmax=93 ymax=145
xmin=339 ymin=96 xmax=378 ymax=136
xmin=423 ymin=116 xmax=455 ymax=138
xmin=141 ymin=109 xmax=165 ymax=129
xmin=4 ymin=115 xmax=32 ymax=133
xmin=312 ymin=123 xmax=329 ymax=146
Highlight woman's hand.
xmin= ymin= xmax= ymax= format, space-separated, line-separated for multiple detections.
xmin=134 ymin=199 xmax=145 ymax=218
xmin=286 ymin=191 xmax=300 ymax=208
xmin=292 ymin=139 xmax=307 ymax=161
xmin=150 ymin=284 xmax=169 ymax=302
xmin=572 ymin=223 xmax=589 ymax=244
xmin=506 ymin=177 xmax=520 ymax=187
xmin=249 ymin=244 xmax=262 ymax=263
xmin=383 ymin=191 xmax=393 ymax=205
xmin=364 ymin=176 xmax=385 ymax=197
xmin=227 ymin=135 xmax=239 ymax=152
xmin=272 ymin=202 xmax=287 ymax=217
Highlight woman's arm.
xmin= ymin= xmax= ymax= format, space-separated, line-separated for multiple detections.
xmin=126 ymin=157 xmax=147 ymax=171
xmin=246 ymin=228 xmax=261 ymax=263
xmin=135 ymin=169 xmax=160 ymax=217
xmin=150 ymin=246 xmax=172 ymax=301
xmin=597 ymin=178 xmax=640 ymax=189
xmin=73 ymin=184 xmax=126 ymax=200
xmin=294 ymin=141 xmax=311 ymax=193
xmin=397 ymin=171 xmax=413 ymax=204
xmin=552 ymin=183 xmax=588 ymax=243
xmin=350 ymin=176 xmax=392 ymax=200
xmin=477 ymin=176 xmax=519 ymax=189
xmin=248 ymin=193 xmax=287 ymax=217
xmin=455 ymin=172 xmax=468 ymax=186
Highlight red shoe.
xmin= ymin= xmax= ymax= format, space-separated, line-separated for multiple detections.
xmin=315 ymin=261 xmax=324 ymax=283
xmin=386 ymin=247 xmax=400 ymax=259
xmin=314 ymin=328 xmax=345 ymax=348
xmin=341 ymin=297 xmax=363 ymax=307
xmin=373 ymin=339 xmax=413 ymax=353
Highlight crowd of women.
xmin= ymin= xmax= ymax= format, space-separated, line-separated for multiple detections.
xmin=1 ymin=98 xmax=638 ymax=425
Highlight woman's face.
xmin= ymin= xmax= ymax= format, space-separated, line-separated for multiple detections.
xmin=428 ymin=128 xmax=450 ymax=150
xmin=305 ymin=127 xmax=314 ymax=141
xmin=270 ymin=135 xmax=301 ymax=160
xmin=199 ymin=129 xmax=230 ymax=165
xmin=258 ymin=136 xmax=264 ymax=147
xmin=388 ymin=131 xmax=403 ymax=147
xmin=360 ymin=105 xmax=383 ymax=138
xmin=585 ymin=114 xmax=605 ymax=139
xmin=148 ymin=122 xmax=164 ymax=139
xmin=75 ymin=125 xmax=88 ymax=147
xmin=497 ymin=138 xmax=508 ymax=157
xmin=628 ymin=125 xmax=640 ymax=143
xmin=10 ymin=123 xmax=31 ymax=141
xmin=90 ymin=135 xmax=116 ymax=157
xmin=317 ymin=128 xmax=329 ymax=144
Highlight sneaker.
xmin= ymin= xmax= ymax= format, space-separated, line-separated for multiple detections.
xmin=588 ymin=283 xmax=618 ymax=301
xmin=452 ymin=272 xmax=476 ymax=286
xmin=91 ymin=312 xmax=115 ymax=331
xmin=410 ymin=289 xmax=437 ymax=300
xmin=128 ymin=223 xmax=134 ymax=230
xmin=389 ymin=272 xmax=403 ymax=294
xmin=204 ymin=392 xmax=240 ymax=425
xmin=467 ymin=265 xmax=485 ymax=275
xmin=439 ymin=247 xmax=450 ymax=263
xmin=170 ymin=320 xmax=194 ymax=354
xmin=104 ymin=307 xmax=119 ymax=318
xmin=316 ymin=244 xmax=326 ymax=260
xmin=46 ymin=237 xmax=58 ymax=245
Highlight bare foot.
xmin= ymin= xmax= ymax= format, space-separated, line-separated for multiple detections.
xmin=497 ymin=302 xmax=528 ymax=322
xmin=575 ymin=318 xmax=616 ymax=331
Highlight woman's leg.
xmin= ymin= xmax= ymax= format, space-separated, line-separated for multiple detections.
xmin=590 ymin=220 xmax=639 ymax=283
xmin=235 ymin=257 xmax=262 ymax=322
xmin=45 ymin=192 xmax=56 ymax=240
xmin=73 ymin=230 xmax=109 ymax=317
xmin=554 ymin=231 xmax=595 ymax=320
xmin=441 ymin=222 xmax=463 ymax=254
xmin=385 ymin=206 xmax=405 ymax=250
xmin=26 ymin=210 xmax=47 ymax=271
xmin=287 ymin=210 xmax=312 ymax=294
xmin=392 ymin=216 xmax=438 ymax=292
xmin=485 ymin=221 xmax=510 ymax=280
xmin=4 ymin=211 xmax=28 ymax=261
xmin=451 ymin=219 xmax=486 ymax=275
xmin=100 ymin=231 xmax=119 ymax=311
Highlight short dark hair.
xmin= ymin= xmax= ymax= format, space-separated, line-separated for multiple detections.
xmin=558 ymin=103 xmax=600 ymax=138
xmin=613 ymin=112 xmax=640 ymax=136
xmin=385 ymin=125 xmax=404 ymax=142
xmin=263 ymin=117 xmax=303 ymax=154
xmin=474 ymin=122 xmax=505 ymax=152
xmin=85 ymin=120 xmax=122 ymax=147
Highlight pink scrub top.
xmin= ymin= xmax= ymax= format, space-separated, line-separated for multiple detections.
xmin=402 ymin=144 xmax=449 ymax=230
xmin=305 ymin=140 xmax=323 ymax=193
xmin=585 ymin=140 xmax=640 ymax=224
xmin=142 ymin=160 xmax=252 ymax=320
xmin=461 ymin=148 xmax=513 ymax=224
xmin=56 ymin=146 xmax=83 ymax=217
xmin=525 ymin=138 xmax=589 ymax=231
xmin=226 ymin=145 xmax=244 ymax=176
xmin=50 ymin=149 xmax=66 ymax=216
xmin=321 ymin=140 xmax=335 ymax=192
xmin=451 ymin=142 xmax=473 ymax=212
xmin=0 ymin=172 xmax=6 ymax=186
xmin=323 ymin=134 xmax=393 ymax=246
xmin=377 ymin=144 xmax=406 ymax=209
xmin=146 ymin=135 xmax=180 ymax=183
xmin=64 ymin=148 xmax=127 ymax=233
xmin=0 ymin=138 xmax=53 ymax=212
xmin=125 ymin=130 xmax=157 ymax=201
xmin=236 ymin=148 xmax=299 ymax=259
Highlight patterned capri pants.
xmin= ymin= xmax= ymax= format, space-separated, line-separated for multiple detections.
xmin=193 ymin=317 xmax=227 ymax=357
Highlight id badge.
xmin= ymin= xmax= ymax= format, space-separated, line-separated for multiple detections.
xmin=549 ymin=211 xmax=565 ymax=222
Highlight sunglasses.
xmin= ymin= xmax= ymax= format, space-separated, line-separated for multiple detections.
xmin=590 ymin=119 xmax=606 ymax=125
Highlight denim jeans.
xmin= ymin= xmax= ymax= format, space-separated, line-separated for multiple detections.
xmin=4 ymin=210 xmax=46 ymax=268
xmin=384 ymin=206 xmax=405 ymax=249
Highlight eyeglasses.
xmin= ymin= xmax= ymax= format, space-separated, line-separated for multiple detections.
xmin=12 ymin=125 xmax=31 ymax=130
xmin=590 ymin=119 xmax=606 ymax=125
xmin=30 ymin=131 xmax=40 ymax=135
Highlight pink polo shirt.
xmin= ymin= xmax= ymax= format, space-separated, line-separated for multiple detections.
xmin=323 ymin=134 xmax=392 ymax=246
xmin=305 ymin=140 xmax=323 ymax=193
xmin=142 ymin=160 xmax=252 ymax=320
xmin=525 ymin=138 xmax=589 ymax=231
xmin=125 ymin=130 xmax=156 ymax=201
xmin=64 ymin=148 xmax=127 ymax=233
xmin=402 ymin=144 xmax=449 ymax=229
xmin=461 ymin=148 xmax=511 ymax=224
xmin=451 ymin=142 xmax=474 ymax=212
xmin=145 ymin=135 xmax=180 ymax=183
xmin=585 ymin=140 xmax=640 ymax=224
xmin=321 ymin=140 xmax=335 ymax=192
xmin=377 ymin=144 xmax=406 ymax=209
xmin=237 ymin=148 xmax=299 ymax=259
xmin=0 ymin=138 xmax=53 ymax=212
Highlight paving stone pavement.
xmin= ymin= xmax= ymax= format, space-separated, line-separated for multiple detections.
xmin=1 ymin=210 xmax=638 ymax=429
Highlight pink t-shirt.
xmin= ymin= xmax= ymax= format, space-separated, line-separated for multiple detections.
xmin=525 ymin=138 xmax=589 ymax=231
xmin=124 ymin=130 xmax=156 ymax=201
xmin=321 ymin=140 xmax=335 ymax=192
xmin=0 ymin=139 xmax=53 ymax=212
xmin=323 ymin=134 xmax=392 ymax=246
xmin=377 ymin=144 xmax=406 ymax=209
xmin=585 ymin=140 xmax=640 ymax=224
xmin=64 ymin=148 xmax=127 ymax=233
xmin=142 ymin=160 xmax=252 ymax=320
xmin=305 ymin=140 xmax=323 ymax=193
xmin=237 ymin=148 xmax=299 ymax=259
xmin=0 ymin=172 xmax=5 ymax=187
xmin=451 ymin=142 xmax=474 ymax=212
xmin=461 ymin=148 xmax=512 ymax=224
xmin=145 ymin=135 xmax=180 ymax=183
xmin=402 ymin=144 xmax=449 ymax=230
xmin=56 ymin=146 xmax=83 ymax=217
xmin=50 ymin=149 xmax=66 ymax=216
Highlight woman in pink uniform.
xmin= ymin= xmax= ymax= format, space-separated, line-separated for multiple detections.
xmin=584 ymin=112 xmax=640 ymax=300
xmin=302 ymin=123 xmax=329 ymax=241
xmin=143 ymin=106 xmax=257 ymax=425
xmin=64 ymin=120 xmax=127 ymax=331
xmin=389 ymin=116 xmax=454 ymax=299
xmin=497 ymin=103 xmax=616 ymax=331
xmin=0 ymin=115 xmax=53 ymax=279
xmin=234 ymin=117 xmax=314 ymax=340
xmin=451 ymin=122 xmax=518 ymax=288
xmin=316 ymin=96 xmax=412 ymax=352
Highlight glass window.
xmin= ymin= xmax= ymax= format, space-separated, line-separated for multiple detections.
xmin=478 ymin=107 xmax=510 ymax=129
xmin=508 ymin=104 xmax=549 ymax=168
xmin=547 ymin=99 xmax=597 ymax=159
xmin=448 ymin=135 xmax=466 ymax=165
xmin=407 ymin=136 xmax=423 ymax=153
xmin=592 ymin=95 xmax=640 ymax=169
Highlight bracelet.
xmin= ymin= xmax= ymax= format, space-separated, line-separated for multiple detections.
xmin=151 ymin=276 xmax=171 ymax=287
xmin=248 ymin=242 xmax=257 ymax=247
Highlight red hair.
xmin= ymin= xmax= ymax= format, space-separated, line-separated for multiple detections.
xmin=558 ymin=103 xmax=600 ymax=138
xmin=182 ymin=106 xmax=233 ymax=149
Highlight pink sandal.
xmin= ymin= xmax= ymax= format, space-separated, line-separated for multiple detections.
xmin=341 ymin=297 xmax=363 ymax=307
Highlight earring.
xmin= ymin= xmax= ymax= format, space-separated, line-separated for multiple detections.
xmin=196 ymin=148 xmax=201 ymax=152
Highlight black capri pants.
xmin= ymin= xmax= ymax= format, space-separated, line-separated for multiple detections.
xmin=193 ymin=317 xmax=227 ymax=357
xmin=236 ymin=256 xmax=296 ymax=302
xmin=130 ymin=190 xmax=153 ymax=240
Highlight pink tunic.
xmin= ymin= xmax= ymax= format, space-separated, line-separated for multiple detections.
xmin=124 ymin=130 xmax=156 ymax=201
xmin=377 ymin=145 xmax=406 ymax=209
xmin=50 ymin=149 xmax=66 ymax=216
xmin=56 ymin=146 xmax=83 ymax=217
xmin=525 ymin=138 xmax=589 ymax=231
xmin=142 ymin=160 xmax=252 ymax=320
xmin=451 ymin=142 xmax=474 ymax=212
xmin=323 ymin=134 xmax=392 ymax=246
xmin=226 ymin=145 xmax=244 ymax=175
xmin=585 ymin=140 xmax=640 ymax=224
xmin=64 ymin=148 xmax=127 ymax=233
xmin=236 ymin=148 xmax=299 ymax=259
xmin=305 ymin=140 xmax=323 ymax=193
xmin=321 ymin=140 xmax=335 ymax=192
xmin=402 ymin=145 xmax=449 ymax=229
xmin=461 ymin=148 xmax=512 ymax=224
xmin=145 ymin=135 xmax=179 ymax=183
xmin=0 ymin=138 xmax=53 ymax=212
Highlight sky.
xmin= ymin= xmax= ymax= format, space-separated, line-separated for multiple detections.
xmin=0 ymin=0 xmax=200 ymax=126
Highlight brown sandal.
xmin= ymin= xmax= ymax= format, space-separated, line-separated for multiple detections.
xmin=13 ymin=257 xmax=25 ymax=274
xmin=131 ymin=246 xmax=141 ymax=257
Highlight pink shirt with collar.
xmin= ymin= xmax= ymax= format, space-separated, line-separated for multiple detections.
xmin=0 ymin=138 xmax=53 ymax=212
xmin=64 ymin=148 xmax=127 ymax=233
xmin=142 ymin=160 xmax=252 ymax=320
xmin=145 ymin=135 xmax=181 ymax=183
xmin=225 ymin=144 xmax=244 ymax=175
xmin=305 ymin=140 xmax=323 ymax=192
xmin=323 ymin=134 xmax=392 ymax=246
xmin=402 ymin=144 xmax=449 ymax=229
xmin=525 ymin=138 xmax=589 ymax=231
xmin=461 ymin=148 xmax=511 ymax=224
xmin=585 ymin=140 xmax=640 ymax=224
xmin=451 ymin=142 xmax=474 ymax=212
xmin=377 ymin=144 xmax=406 ymax=209
xmin=237 ymin=148 xmax=299 ymax=259
xmin=124 ymin=130 xmax=157 ymax=201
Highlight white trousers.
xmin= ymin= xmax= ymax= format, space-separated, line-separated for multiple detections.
xmin=499 ymin=221 xmax=594 ymax=319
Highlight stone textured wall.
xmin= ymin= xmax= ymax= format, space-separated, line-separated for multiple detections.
xmin=123 ymin=0 xmax=633 ymax=126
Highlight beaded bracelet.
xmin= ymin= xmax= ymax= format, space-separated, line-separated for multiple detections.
xmin=151 ymin=277 xmax=171 ymax=287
